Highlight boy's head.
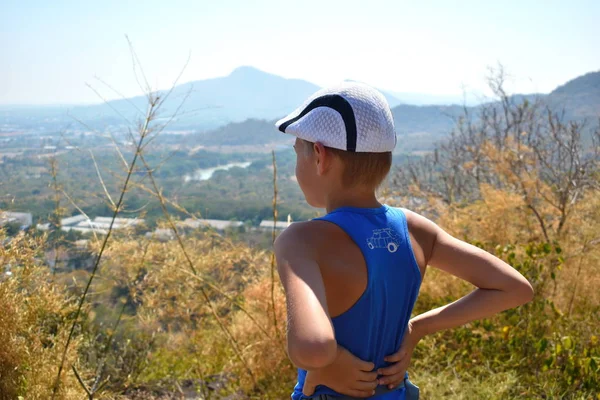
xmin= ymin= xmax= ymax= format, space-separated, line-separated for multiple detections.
xmin=276 ymin=82 xmax=396 ymax=207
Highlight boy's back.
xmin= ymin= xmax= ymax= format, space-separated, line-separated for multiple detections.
xmin=285 ymin=205 xmax=423 ymax=399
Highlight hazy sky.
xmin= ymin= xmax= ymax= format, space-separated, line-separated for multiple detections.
xmin=2 ymin=0 xmax=599 ymax=105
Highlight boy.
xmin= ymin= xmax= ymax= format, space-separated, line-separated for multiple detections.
xmin=274 ymin=82 xmax=534 ymax=399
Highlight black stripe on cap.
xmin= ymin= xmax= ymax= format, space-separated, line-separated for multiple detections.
xmin=278 ymin=94 xmax=357 ymax=152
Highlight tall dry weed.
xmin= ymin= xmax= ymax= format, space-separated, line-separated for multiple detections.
xmin=0 ymin=229 xmax=88 ymax=400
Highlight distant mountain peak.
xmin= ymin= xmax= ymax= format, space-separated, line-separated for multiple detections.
xmin=228 ymin=66 xmax=269 ymax=78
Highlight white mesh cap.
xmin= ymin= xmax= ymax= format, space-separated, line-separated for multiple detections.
xmin=275 ymin=81 xmax=396 ymax=153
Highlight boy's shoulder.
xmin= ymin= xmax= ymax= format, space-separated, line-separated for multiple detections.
xmin=274 ymin=219 xmax=346 ymax=257
xmin=396 ymin=207 xmax=435 ymax=234
xmin=276 ymin=219 xmax=340 ymax=242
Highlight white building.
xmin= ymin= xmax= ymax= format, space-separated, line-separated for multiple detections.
xmin=93 ymin=217 xmax=144 ymax=227
xmin=177 ymin=218 xmax=244 ymax=232
xmin=259 ymin=220 xmax=291 ymax=232
xmin=0 ymin=212 xmax=33 ymax=228
xmin=60 ymin=214 xmax=88 ymax=227
xmin=59 ymin=214 xmax=145 ymax=235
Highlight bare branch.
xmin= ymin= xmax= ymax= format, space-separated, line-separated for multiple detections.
xmin=94 ymin=75 xmax=145 ymax=117
xmin=126 ymin=34 xmax=152 ymax=97
xmin=89 ymin=149 xmax=116 ymax=210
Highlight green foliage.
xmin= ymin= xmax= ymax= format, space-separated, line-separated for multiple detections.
xmin=1 ymin=221 xmax=22 ymax=236
xmin=0 ymin=144 xmax=316 ymax=226
xmin=412 ymin=242 xmax=600 ymax=399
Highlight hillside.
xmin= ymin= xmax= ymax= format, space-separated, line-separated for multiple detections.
xmin=547 ymin=71 xmax=600 ymax=120
xmin=2 ymin=69 xmax=599 ymax=149
xmin=191 ymin=118 xmax=287 ymax=147
xmin=186 ymin=104 xmax=465 ymax=151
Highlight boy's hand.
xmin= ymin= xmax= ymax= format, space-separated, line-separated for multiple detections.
xmin=377 ymin=321 xmax=421 ymax=389
xmin=303 ymin=345 xmax=378 ymax=398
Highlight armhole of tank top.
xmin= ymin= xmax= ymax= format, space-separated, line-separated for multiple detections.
xmin=396 ymin=208 xmax=423 ymax=284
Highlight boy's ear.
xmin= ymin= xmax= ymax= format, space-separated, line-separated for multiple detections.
xmin=313 ymin=142 xmax=328 ymax=175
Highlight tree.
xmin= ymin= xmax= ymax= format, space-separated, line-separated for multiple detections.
xmin=392 ymin=66 xmax=600 ymax=243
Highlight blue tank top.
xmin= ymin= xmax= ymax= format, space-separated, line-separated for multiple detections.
xmin=291 ymin=205 xmax=422 ymax=400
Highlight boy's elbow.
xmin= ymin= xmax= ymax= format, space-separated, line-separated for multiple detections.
xmin=515 ymin=278 xmax=534 ymax=305
xmin=288 ymin=338 xmax=337 ymax=370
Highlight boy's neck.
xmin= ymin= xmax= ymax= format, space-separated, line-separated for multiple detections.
xmin=325 ymin=188 xmax=381 ymax=213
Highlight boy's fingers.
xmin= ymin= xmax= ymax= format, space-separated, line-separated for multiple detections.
xmin=378 ymin=372 xmax=405 ymax=387
xmin=384 ymin=350 xmax=405 ymax=363
xmin=357 ymin=371 xmax=378 ymax=382
xmin=302 ymin=373 xmax=316 ymax=396
xmin=355 ymin=359 xmax=375 ymax=371
xmin=377 ymin=361 xmax=404 ymax=376
xmin=302 ymin=382 xmax=316 ymax=396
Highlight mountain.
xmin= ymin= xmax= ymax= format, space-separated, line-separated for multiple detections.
xmin=67 ymin=66 xmax=321 ymax=130
xmin=188 ymin=71 xmax=600 ymax=152
xmin=546 ymin=71 xmax=600 ymax=120
xmin=89 ymin=67 xmax=408 ymax=128
xmin=0 ymin=67 xmax=321 ymax=131
xmin=2 ymin=68 xmax=598 ymax=148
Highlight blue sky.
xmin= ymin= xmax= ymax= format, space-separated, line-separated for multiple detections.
xmin=1 ymin=0 xmax=599 ymax=104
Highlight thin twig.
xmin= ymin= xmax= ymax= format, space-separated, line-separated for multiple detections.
xmin=126 ymin=34 xmax=152 ymax=97
xmin=59 ymin=189 xmax=101 ymax=246
xmin=71 ymin=365 xmax=92 ymax=398
xmin=89 ymin=149 xmax=117 ymax=210
xmin=94 ymin=75 xmax=145 ymax=117
xmin=52 ymin=98 xmax=157 ymax=399
xmin=85 ymin=83 xmax=135 ymax=126
xmin=49 ymin=157 xmax=63 ymax=276
xmin=270 ymin=150 xmax=283 ymax=347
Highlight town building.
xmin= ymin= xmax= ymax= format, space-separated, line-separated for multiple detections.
xmin=59 ymin=214 xmax=145 ymax=235
xmin=177 ymin=218 xmax=244 ymax=232
xmin=0 ymin=211 xmax=33 ymax=229
xmin=258 ymin=220 xmax=291 ymax=232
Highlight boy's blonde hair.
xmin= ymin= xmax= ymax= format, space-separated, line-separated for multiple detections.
xmin=301 ymin=139 xmax=392 ymax=190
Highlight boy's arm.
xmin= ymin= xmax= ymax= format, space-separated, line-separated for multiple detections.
xmin=275 ymin=223 xmax=337 ymax=370
xmin=410 ymin=212 xmax=534 ymax=338
xmin=378 ymin=211 xmax=534 ymax=389
xmin=277 ymin=223 xmax=380 ymax=397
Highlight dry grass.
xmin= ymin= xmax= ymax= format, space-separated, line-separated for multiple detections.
xmin=434 ymin=185 xmax=600 ymax=312
xmin=2 ymin=180 xmax=598 ymax=398
xmin=0 ymin=230 xmax=88 ymax=400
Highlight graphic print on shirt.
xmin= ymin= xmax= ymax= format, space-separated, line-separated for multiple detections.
xmin=366 ymin=228 xmax=402 ymax=253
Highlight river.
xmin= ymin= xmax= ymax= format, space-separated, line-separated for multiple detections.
xmin=183 ymin=161 xmax=252 ymax=182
